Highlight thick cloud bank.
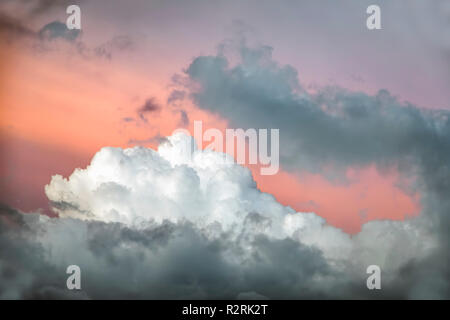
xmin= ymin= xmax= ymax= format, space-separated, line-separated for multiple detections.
xmin=0 ymin=133 xmax=445 ymax=299
xmin=173 ymin=39 xmax=450 ymax=297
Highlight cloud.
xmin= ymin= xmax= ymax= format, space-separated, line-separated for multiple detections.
xmin=172 ymin=38 xmax=450 ymax=297
xmin=180 ymin=41 xmax=450 ymax=213
xmin=35 ymin=23 xmax=134 ymax=60
xmin=167 ymin=90 xmax=186 ymax=105
xmin=38 ymin=21 xmax=80 ymax=42
xmin=0 ymin=0 xmax=80 ymax=18
xmin=45 ymin=133 xmax=284 ymax=228
xmin=1 ymin=8 xmax=448 ymax=296
xmin=0 ymin=132 xmax=442 ymax=298
xmin=127 ymin=134 xmax=168 ymax=147
xmin=0 ymin=1 xmax=81 ymax=41
xmin=137 ymin=98 xmax=160 ymax=122
xmin=0 ymin=203 xmax=334 ymax=299
xmin=0 ymin=11 xmax=134 ymax=61
xmin=94 ymin=35 xmax=134 ymax=60
xmin=21 ymin=0 xmax=76 ymax=17
xmin=0 ymin=13 xmax=35 ymax=39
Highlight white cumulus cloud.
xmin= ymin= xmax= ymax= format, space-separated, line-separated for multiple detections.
xmin=37 ymin=133 xmax=440 ymax=299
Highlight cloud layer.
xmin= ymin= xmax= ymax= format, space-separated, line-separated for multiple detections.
xmin=0 ymin=133 xmax=445 ymax=299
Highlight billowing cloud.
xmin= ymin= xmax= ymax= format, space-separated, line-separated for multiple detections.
xmin=166 ymin=39 xmax=450 ymax=298
xmin=0 ymin=133 xmax=444 ymax=299
xmin=38 ymin=21 xmax=80 ymax=42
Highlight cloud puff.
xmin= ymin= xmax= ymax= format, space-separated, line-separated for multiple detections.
xmin=38 ymin=21 xmax=80 ymax=42
xmin=0 ymin=132 xmax=441 ymax=299
xmin=45 ymin=133 xmax=292 ymax=232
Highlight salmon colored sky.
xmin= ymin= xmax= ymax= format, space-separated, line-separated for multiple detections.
xmin=0 ymin=37 xmax=421 ymax=234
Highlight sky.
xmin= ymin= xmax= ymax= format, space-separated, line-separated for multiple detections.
xmin=0 ymin=0 xmax=449 ymax=299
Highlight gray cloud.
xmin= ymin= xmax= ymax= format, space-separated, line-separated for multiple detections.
xmin=0 ymin=0 xmax=81 ymax=19
xmin=0 ymin=13 xmax=35 ymax=39
xmin=94 ymin=35 xmax=134 ymax=60
xmin=127 ymin=134 xmax=168 ymax=146
xmin=0 ymin=9 xmax=133 ymax=61
xmin=0 ymin=0 xmax=81 ymax=40
xmin=1 ymin=131 xmax=446 ymax=299
xmin=38 ymin=21 xmax=80 ymax=42
xmin=173 ymin=39 xmax=450 ymax=298
xmin=137 ymin=98 xmax=160 ymax=122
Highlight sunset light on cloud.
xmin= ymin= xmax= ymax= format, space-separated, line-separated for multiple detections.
xmin=0 ymin=0 xmax=449 ymax=300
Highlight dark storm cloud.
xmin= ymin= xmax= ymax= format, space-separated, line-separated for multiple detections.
xmin=0 ymin=204 xmax=359 ymax=299
xmin=175 ymin=40 xmax=450 ymax=298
